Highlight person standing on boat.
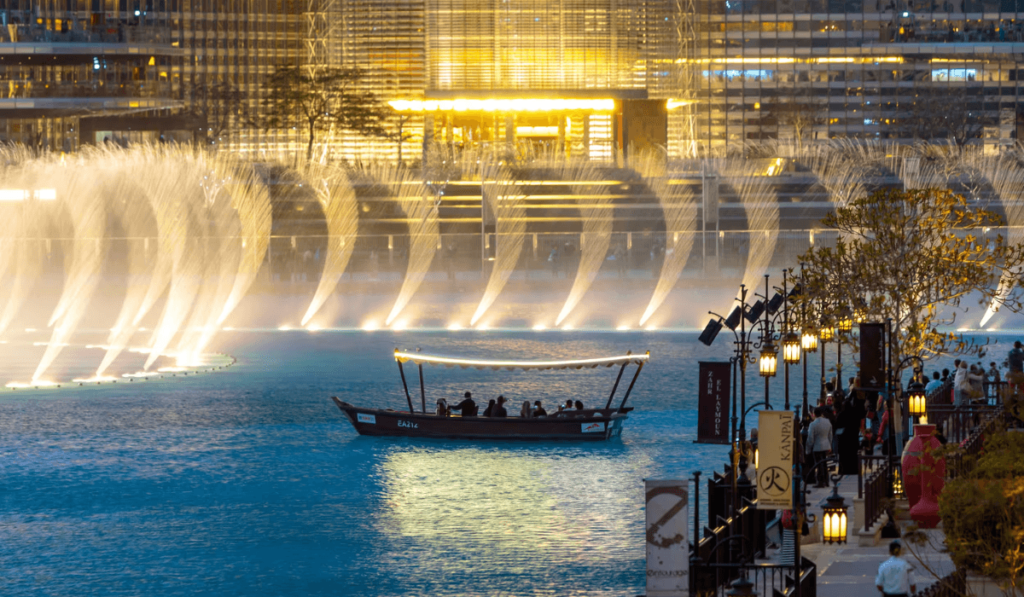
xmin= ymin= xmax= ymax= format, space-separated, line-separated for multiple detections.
xmin=493 ymin=396 xmax=508 ymax=417
xmin=450 ymin=391 xmax=477 ymax=417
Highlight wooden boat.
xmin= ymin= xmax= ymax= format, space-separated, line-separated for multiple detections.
xmin=331 ymin=349 xmax=650 ymax=441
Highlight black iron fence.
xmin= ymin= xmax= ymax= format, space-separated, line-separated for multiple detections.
xmin=694 ymin=559 xmax=816 ymax=597
xmin=912 ymin=570 xmax=965 ymax=597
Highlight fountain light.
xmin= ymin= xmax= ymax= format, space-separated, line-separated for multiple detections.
xmin=645 ymin=325 xmax=658 ymax=331
xmin=616 ymin=325 xmax=631 ymax=331
xmin=157 ymin=367 xmax=188 ymax=373
xmin=122 ymin=371 xmax=160 ymax=378
xmin=306 ymin=324 xmax=322 ymax=332
xmin=561 ymin=324 xmax=574 ymax=331
xmin=71 ymin=375 xmax=117 ymax=384
xmin=447 ymin=323 xmax=463 ymax=331
xmin=532 ymin=324 xmax=547 ymax=331
xmin=223 ymin=327 xmax=235 ymax=331
xmin=278 ymin=325 xmax=292 ymax=331
xmin=24 ymin=328 xmax=36 ymax=332
xmin=392 ymin=319 xmax=408 ymax=331
xmin=476 ymin=323 xmax=491 ymax=331
xmin=362 ymin=320 xmax=380 ymax=331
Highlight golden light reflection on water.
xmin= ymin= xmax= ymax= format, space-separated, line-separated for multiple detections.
xmin=377 ymin=447 xmax=646 ymax=568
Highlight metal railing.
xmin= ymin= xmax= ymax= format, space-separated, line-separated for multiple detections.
xmin=912 ymin=570 xmax=965 ymax=597
xmin=860 ymin=454 xmax=892 ymax=532
xmin=695 ymin=559 xmax=816 ymax=597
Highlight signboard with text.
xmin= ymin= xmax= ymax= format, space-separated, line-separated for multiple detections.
xmin=646 ymin=480 xmax=689 ymax=597
xmin=697 ymin=361 xmax=731 ymax=444
xmin=756 ymin=411 xmax=794 ymax=510
xmin=860 ymin=322 xmax=887 ymax=390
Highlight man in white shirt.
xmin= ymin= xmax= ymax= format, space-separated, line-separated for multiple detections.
xmin=876 ymin=540 xmax=916 ymax=597
xmin=805 ymin=407 xmax=833 ymax=488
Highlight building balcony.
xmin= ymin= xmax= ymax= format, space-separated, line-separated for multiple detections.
xmin=0 ymin=23 xmax=182 ymax=62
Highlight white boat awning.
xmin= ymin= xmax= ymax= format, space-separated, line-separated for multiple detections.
xmin=394 ymin=351 xmax=649 ymax=371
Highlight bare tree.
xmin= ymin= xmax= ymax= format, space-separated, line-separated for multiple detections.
xmin=902 ymin=87 xmax=984 ymax=148
xmin=774 ymin=91 xmax=827 ymax=151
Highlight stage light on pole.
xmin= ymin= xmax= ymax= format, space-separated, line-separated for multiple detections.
xmin=699 ymin=318 xmax=723 ymax=346
xmin=783 ymin=332 xmax=801 ymax=365
xmin=745 ymin=300 xmax=765 ymax=323
xmin=767 ymin=292 xmax=785 ymax=315
xmin=759 ymin=341 xmax=778 ymax=377
xmin=801 ymin=328 xmax=818 ymax=353
xmin=724 ymin=306 xmax=743 ymax=331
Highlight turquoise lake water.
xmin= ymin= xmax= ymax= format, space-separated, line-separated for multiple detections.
xmin=0 ymin=329 xmax=987 ymax=596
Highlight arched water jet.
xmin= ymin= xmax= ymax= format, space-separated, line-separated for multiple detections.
xmin=355 ymin=164 xmax=433 ymax=326
xmin=97 ymin=147 xmax=184 ymax=374
xmin=471 ymin=163 xmax=526 ymax=326
xmin=635 ymin=151 xmax=698 ymax=326
xmin=299 ymin=160 xmax=357 ymax=326
xmin=554 ymin=160 xmax=612 ymax=326
xmin=34 ymin=155 xmax=109 ymax=380
xmin=174 ymin=154 xmax=245 ymax=364
xmin=964 ymin=152 xmax=1024 ymax=327
xmin=215 ymin=159 xmax=273 ymax=325
xmin=144 ymin=158 xmax=209 ymax=370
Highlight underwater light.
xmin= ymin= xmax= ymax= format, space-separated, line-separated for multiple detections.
xmin=71 ymin=376 xmax=116 ymax=384
xmin=616 ymin=325 xmax=631 ymax=331
xmin=122 ymin=372 xmax=160 ymax=378
xmin=362 ymin=321 xmax=380 ymax=331
xmin=278 ymin=325 xmax=292 ymax=331
xmin=476 ymin=323 xmax=491 ymax=331
xmin=562 ymin=324 xmax=574 ymax=331
xmin=306 ymin=324 xmax=322 ymax=332
xmin=392 ymin=320 xmax=408 ymax=331
xmin=157 ymin=367 xmax=187 ymax=373
xmin=447 ymin=323 xmax=463 ymax=331
xmin=532 ymin=324 xmax=547 ymax=331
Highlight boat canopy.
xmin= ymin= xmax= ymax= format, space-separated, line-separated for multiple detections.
xmin=394 ymin=350 xmax=649 ymax=371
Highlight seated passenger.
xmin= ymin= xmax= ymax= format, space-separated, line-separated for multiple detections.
xmin=482 ymin=399 xmax=496 ymax=417
xmin=450 ymin=391 xmax=477 ymax=417
xmin=520 ymin=400 xmax=532 ymax=418
xmin=533 ymin=400 xmax=548 ymax=417
xmin=574 ymin=400 xmax=584 ymax=411
xmin=493 ymin=395 xmax=508 ymax=418
xmin=435 ymin=398 xmax=449 ymax=417
xmin=564 ymin=399 xmax=574 ymax=411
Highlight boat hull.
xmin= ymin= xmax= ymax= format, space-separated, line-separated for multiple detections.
xmin=331 ymin=397 xmax=627 ymax=441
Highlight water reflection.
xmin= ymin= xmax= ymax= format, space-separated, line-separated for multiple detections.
xmin=377 ymin=445 xmax=646 ymax=571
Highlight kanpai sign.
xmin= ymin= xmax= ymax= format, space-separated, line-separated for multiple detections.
xmin=757 ymin=411 xmax=794 ymax=510
xmin=697 ymin=361 xmax=730 ymax=444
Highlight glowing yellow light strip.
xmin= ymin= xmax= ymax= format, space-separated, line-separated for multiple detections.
xmin=0 ymin=188 xmax=57 ymax=201
xmin=516 ymin=126 xmax=558 ymax=136
xmin=667 ymin=98 xmax=693 ymax=110
xmin=388 ymin=99 xmax=617 ymax=113
xmin=394 ymin=351 xmax=649 ymax=370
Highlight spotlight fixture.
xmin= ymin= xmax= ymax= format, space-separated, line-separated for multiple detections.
xmin=699 ymin=318 xmax=723 ymax=346
xmin=724 ymin=306 xmax=743 ymax=331
xmin=767 ymin=292 xmax=785 ymax=315
xmin=745 ymin=300 xmax=765 ymax=323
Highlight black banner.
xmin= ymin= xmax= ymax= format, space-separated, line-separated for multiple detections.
xmin=860 ymin=322 xmax=886 ymax=390
xmin=697 ymin=361 xmax=731 ymax=444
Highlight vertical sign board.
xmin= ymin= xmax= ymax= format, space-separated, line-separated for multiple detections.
xmin=860 ymin=322 xmax=886 ymax=390
xmin=646 ymin=480 xmax=689 ymax=597
xmin=756 ymin=411 xmax=794 ymax=510
xmin=697 ymin=361 xmax=731 ymax=444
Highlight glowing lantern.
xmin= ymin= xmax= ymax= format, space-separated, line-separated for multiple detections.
xmin=759 ymin=341 xmax=778 ymax=378
xmin=782 ymin=332 xmax=802 ymax=365
xmin=821 ymin=487 xmax=849 ymax=544
xmin=801 ymin=328 xmax=818 ymax=353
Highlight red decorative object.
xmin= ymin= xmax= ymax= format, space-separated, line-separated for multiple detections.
xmin=902 ymin=424 xmax=945 ymax=528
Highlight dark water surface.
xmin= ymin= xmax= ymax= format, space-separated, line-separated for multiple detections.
xmin=0 ymin=328 xmax=950 ymax=596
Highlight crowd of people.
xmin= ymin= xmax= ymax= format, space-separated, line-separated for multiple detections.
xmin=434 ymin=392 xmax=588 ymax=419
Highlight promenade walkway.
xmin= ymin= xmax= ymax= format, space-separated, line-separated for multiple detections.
xmin=765 ymin=478 xmax=955 ymax=597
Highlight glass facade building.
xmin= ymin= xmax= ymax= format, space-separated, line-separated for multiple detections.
xmin=694 ymin=0 xmax=1024 ymax=152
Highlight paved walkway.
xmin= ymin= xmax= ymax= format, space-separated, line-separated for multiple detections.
xmin=765 ymin=476 xmax=955 ymax=597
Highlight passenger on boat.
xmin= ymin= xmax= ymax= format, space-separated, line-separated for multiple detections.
xmin=564 ymin=399 xmax=574 ymax=411
xmin=450 ymin=391 xmax=477 ymax=417
xmin=436 ymin=398 xmax=449 ymax=417
xmin=574 ymin=400 xmax=584 ymax=411
xmin=533 ymin=400 xmax=548 ymax=417
xmin=520 ymin=401 xmax=532 ymax=418
xmin=493 ymin=395 xmax=508 ymax=417
xmin=482 ymin=399 xmax=496 ymax=417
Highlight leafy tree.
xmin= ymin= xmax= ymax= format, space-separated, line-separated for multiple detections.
xmin=939 ymin=428 xmax=1024 ymax=595
xmin=797 ymin=188 xmax=1024 ymax=376
xmin=259 ymin=66 xmax=390 ymax=161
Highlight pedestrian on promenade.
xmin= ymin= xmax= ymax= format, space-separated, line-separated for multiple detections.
xmin=875 ymin=540 xmax=916 ymax=597
xmin=805 ymin=407 xmax=832 ymax=487
xmin=1008 ymin=341 xmax=1024 ymax=395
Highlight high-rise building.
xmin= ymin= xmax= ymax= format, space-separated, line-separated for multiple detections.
xmin=694 ymin=0 xmax=1024 ymax=153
